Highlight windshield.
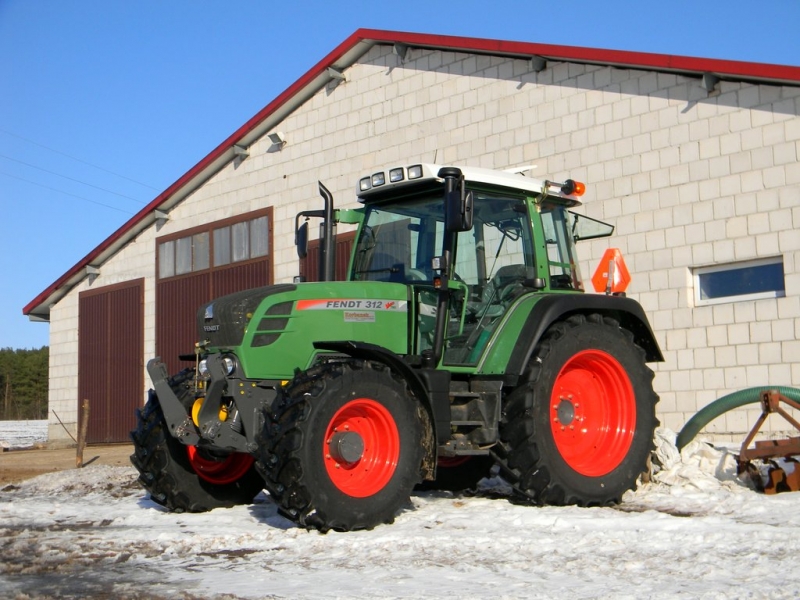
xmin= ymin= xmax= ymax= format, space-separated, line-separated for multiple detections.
xmin=351 ymin=195 xmax=442 ymax=283
xmin=352 ymin=192 xmax=535 ymax=285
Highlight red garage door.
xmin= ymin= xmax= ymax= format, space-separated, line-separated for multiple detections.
xmin=78 ymin=279 xmax=144 ymax=444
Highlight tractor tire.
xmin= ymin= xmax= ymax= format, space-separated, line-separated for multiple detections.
xmin=416 ymin=456 xmax=494 ymax=492
xmin=497 ymin=313 xmax=658 ymax=506
xmin=130 ymin=380 xmax=264 ymax=513
xmin=256 ymin=360 xmax=427 ymax=532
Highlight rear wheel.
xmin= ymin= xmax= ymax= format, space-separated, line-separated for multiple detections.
xmin=130 ymin=379 xmax=263 ymax=512
xmin=498 ymin=314 xmax=657 ymax=506
xmin=257 ymin=360 xmax=427 ymax=532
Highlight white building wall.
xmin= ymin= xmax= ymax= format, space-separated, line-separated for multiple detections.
xmin=47 ymin=44 xmax=800 ymax=444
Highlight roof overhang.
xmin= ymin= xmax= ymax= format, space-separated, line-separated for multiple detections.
xmin=24 ymin=28 xmax=800 ymax=320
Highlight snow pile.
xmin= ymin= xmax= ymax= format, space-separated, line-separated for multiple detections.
xmin=2 ymin=429 xmax=800 ymax=599
xmin=651 ymin=427 xmax=743 ymax=490
xmin=0 ymin=419 xmax=47 ymax=449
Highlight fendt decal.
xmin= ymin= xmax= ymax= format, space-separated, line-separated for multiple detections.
xmin=343 ymin=311 xmax=376 ymax=323
xmin=295 ymin=299 xmax=408 ymax=312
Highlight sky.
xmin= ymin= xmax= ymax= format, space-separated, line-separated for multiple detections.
xmin=1 ymin=0 xmax=799 ymax=350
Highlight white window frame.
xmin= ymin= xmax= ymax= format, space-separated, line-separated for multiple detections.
xmin=693 ymin=256 xmax=786 ymax=306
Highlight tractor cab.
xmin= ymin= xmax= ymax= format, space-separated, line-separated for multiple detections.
xmin=348 ymin=164 xmax=613 ymax=366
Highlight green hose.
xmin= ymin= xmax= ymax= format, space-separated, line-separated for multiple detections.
xmin=676 ymin=386 xmax=800 ymax=450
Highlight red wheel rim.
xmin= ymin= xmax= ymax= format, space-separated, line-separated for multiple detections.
xmin=186 ymin=446 xmax=255 ymax=485
xmin=324 ymin=398 xmax=400 ymax=498
xmin=549 ymin=349 xmax=636 ymax=477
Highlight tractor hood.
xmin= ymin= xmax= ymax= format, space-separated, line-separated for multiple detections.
xmin=198 ymin=281 xmax=411 ymax=379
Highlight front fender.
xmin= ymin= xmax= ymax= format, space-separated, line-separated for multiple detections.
xmin=313 ymin=341 xmax=449 ymax=446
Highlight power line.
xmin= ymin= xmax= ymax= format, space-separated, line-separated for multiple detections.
xmin=0 ymin=128 xmax=160 ymax=191
xmin=0 ymin=170 xmax=136 ymax=215
xmin=0 ymin=153 xmax=148 ymax=205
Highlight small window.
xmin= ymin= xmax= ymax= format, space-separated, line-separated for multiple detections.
xmin=159 ymin=240 xmax=175 ymax=279
xmin=251 ymin=216 xmax=269 ymax=258
xmin=694 ymin=257 xmax=785 ymax=306
xmin=214 ymin=226 xmax=231 ymax=266
xmin=175 ymin=237 xmax=192 ymax=275
xmin=193 ymin=232 xmax=209 ymax=271
xmin=232 ymin=221 xmax=249 ymax=262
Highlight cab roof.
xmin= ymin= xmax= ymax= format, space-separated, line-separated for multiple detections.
xmin=356 ymin=163 xmax=582 ymax=205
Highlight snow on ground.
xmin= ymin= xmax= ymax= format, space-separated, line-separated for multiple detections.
xmin=0 ymin=419 xmax=47 ymax=449
xmin=2 ymin=428 xmax=800 ymax=600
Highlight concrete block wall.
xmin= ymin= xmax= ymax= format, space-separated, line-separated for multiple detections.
xmin=47 ymin=42 xmax=800 ymax=444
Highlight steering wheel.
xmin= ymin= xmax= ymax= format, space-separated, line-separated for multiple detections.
xmin=406 ymin=268 xmax=427 ymax=282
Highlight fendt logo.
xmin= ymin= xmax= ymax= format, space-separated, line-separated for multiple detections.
xmin=295 ymin=299 xmax=408 ymax=312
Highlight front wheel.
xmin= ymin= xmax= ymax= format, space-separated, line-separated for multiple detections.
xmin=256 ymin=360 xmax=428 ymax=532
xmin=498 ymin=314 xmax=658 ymax=506
xmin=130 ymin=388 xmax=264 ymax=512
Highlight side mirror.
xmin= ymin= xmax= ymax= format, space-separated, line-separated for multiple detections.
xmin=440 ymin=167 xmax=473 ymax=233
xmin=445 ymin=189 xmax=473 ymax=232
xmin=296 ymin=221 xmax=309 ymax=259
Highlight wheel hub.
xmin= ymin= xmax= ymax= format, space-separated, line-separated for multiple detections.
xmin=556 ymin=397 xmax=575 ymax=426
xmin=328 ymin=431 xmax=365 ymax=464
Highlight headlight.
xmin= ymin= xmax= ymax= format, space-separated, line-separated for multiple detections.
xmin=222 ymin=355 xmax=236 ymax=375
xmin=198 ymin=355 xmax=236 ymax=377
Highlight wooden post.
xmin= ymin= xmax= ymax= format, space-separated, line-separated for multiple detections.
xmin=76 ymin=398 xmax=90 ymax=468
xmin=4 ymin=374 xmax=10 ymax=420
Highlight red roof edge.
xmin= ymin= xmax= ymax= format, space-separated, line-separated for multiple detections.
xmin=360 ymin=28 xmax=800 ymax=80
xmin=24 ymin=28 xmax=800 ymax=316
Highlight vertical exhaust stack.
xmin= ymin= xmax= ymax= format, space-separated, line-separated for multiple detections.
xmin=318 ymin=182 xmax=336 ymax=282
xmin=294 ymin=182 xmax=337 ymax=282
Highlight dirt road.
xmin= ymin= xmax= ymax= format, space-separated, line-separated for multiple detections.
xmin=0 ymin=444 xmax=134 ymax=485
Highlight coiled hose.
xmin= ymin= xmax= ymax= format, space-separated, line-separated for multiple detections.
xmin=676 ymin=386 xmax=800 ymax=450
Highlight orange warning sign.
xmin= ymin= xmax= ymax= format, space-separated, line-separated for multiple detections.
xmin=591 ymin=248 xmax=631 ymax=294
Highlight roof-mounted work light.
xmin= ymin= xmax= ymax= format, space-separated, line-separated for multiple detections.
xmin=545 ymin=179 xmax=586 ymax=197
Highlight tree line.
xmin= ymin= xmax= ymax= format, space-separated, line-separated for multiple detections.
xmin=0 ymin=347 xmax=48 ymax=420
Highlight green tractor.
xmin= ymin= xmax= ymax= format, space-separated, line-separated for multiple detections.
xmin=130 ymin=164 xmax=663 ymax=532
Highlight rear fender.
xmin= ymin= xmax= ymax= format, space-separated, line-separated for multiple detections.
xmin=505 ymin=294 xmax=663 ymax=384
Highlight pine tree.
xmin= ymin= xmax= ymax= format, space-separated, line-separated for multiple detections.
xmin=0 ymin=347 xmax=49 ymax=420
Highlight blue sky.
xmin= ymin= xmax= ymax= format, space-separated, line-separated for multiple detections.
xmin=1 ymin=0 xmax=799 ymax=349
